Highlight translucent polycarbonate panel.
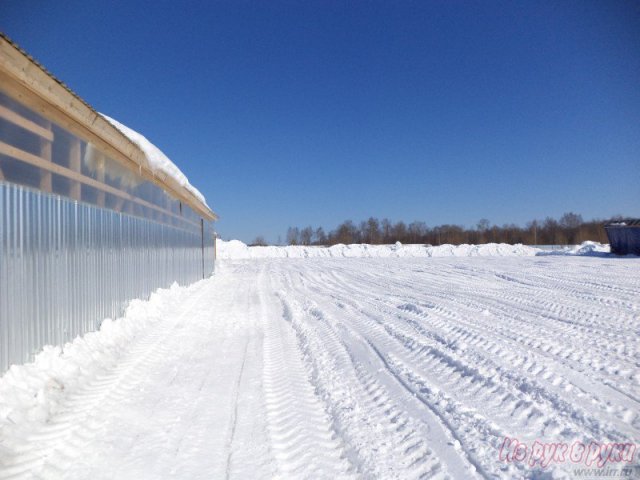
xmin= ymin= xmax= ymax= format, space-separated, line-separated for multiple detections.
xmin=0 ymin=182 xmax=214 ymax=373
xmin=0 ymin=89 xmax=204 ymax=232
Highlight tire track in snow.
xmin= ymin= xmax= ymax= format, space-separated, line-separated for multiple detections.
xmin=260 ymin=273 xmax=352 ymax=478
xmin=272 ymin=257 xmax=640 ymax=479
xmin=313 ymin=260 xmax=639 ymax=432
xmin=286 ymin=290 xmax=486 ymax=478
xmin=360 ymin=291 xmax=639 ymax=440
xmin=224 ymin=339 xmax=250 ymax=480
xmin=274 ymin=289 xmax=474 ymax=479
xmin=384 ymin=272 xmax=640 ymax=425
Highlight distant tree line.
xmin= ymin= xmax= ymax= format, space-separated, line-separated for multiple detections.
xmin=274 ymin=212 xmax=617 ymax=247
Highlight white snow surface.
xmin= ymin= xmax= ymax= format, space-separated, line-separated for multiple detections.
xmin=217 ymin=239 xmax=541 ymax=259
xmin=101 ymin=114 xmax=208 ymax=207
xmin=1 ymin=255 xmax=638 ymax=479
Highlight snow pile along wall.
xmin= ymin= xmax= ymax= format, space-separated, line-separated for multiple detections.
xmin=217 ymin=240 xmax=541 ymax=259
xmin=0 ymin=281 xmax=201 ymax=449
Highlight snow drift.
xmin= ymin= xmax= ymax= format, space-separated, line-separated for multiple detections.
xmin=217 ymin=240 xmax=618 ymax=260
xmin=217 ymin=240 xmax=540 ymax=260
xmin=537 ymin=241 xmax=611 ymax=256
xmin=0 ymin=280 xmax=204 ymax=453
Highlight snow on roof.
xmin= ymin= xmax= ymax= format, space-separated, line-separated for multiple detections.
xmin=101 ymin=114 xmax=209 ymax=208
xmin=606 ymin=219 xmax=640 ymax=227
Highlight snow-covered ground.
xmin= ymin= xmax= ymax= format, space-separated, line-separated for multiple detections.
xmin=1 ymin=245 xmax=639 ymax=479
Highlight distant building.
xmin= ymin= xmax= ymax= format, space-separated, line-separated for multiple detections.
xmin=0 ymin=34 xmax=217 ymax=372
xmin=605 ymin=220 xmax=640 ymax=256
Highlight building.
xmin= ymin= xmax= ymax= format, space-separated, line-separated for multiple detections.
xmin=0 ymin=34 xmax=217 ymax=373
xmin=605 ymin=219 xmax=640 ymax=256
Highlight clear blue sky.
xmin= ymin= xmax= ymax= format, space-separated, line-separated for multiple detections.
xmin=2 ymin=1 xmax=639 ymax=243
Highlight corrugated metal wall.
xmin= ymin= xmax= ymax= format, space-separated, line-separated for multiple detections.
xmin=0 ymin=182 xmax=214 ymax=372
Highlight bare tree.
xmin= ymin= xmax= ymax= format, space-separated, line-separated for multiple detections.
xmin=559 ymin=212 xmax=583 ymax=229
xmin=335 ymin=220 xmax=357 ymax=244
xmin=250 ymin=236 xmax=268 ymax=246
xmin=541 ymin=217 xmax=559 ymax=244
xmin=283 ymin=211 xmax=612 ymax=247
xmin=392 ymin=221 xmax=407 ymax=243
xmin=408 ymin=221 xmax=427 ymax=243
xmin=314 ymin=227 xmax=327 ymax=245
xmin=526 ymin=220 xmax=539 ymax=245
xmin=476 ymin=218 xmax=490 ymax=243
xmin=559 ymin=212 xmax=583 ymax=244
xmin=300 ymin=226 xmax=313 ymax=246
xmin=286 ymin=227 xmax=300 ymax=245
xmin=360 ymin=217 xmax=380 ymax=244
xmin=381 ymin=218 xmax=392 ymax=243
xmin=477 ymin=218 xmax=490 ymax=231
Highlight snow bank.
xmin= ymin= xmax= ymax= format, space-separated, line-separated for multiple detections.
xmin=101 ymin=114 xmax=208 ymax=207
xmin=217 ymin=240 xmax=540 ymax=259
xmin=0 ymin=281 xmax=201 ymax=448
xmin=537 ymin=241 xmax=611 ymax=256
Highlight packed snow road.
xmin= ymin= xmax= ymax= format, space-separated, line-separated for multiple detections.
xmin=1 ymin=256 xmax=639 ymax=479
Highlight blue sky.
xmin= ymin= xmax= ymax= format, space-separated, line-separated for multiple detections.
xmin=2 ymin=1 xmax=639 ymax=243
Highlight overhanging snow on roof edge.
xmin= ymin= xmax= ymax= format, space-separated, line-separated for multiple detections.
xmin=100 ymin=113 xmax=210 ymax=209
xmin=0 ymin=32 xmax=217 ymax=221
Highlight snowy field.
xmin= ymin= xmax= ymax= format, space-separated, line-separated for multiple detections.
xmin=0 ymin=245 xmax=639 ymax=479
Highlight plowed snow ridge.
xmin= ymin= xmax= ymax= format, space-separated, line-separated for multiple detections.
xmin=0 ymin=255 xmax=638 ymax=479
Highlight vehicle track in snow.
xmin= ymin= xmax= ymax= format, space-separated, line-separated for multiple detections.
xmin=264 ymin=257 xmax=640 ymax=478
xmin=277 ymin=292 xmax=461 ymax=479
xmin=260 ymin=275 xmax=352 ymax=478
